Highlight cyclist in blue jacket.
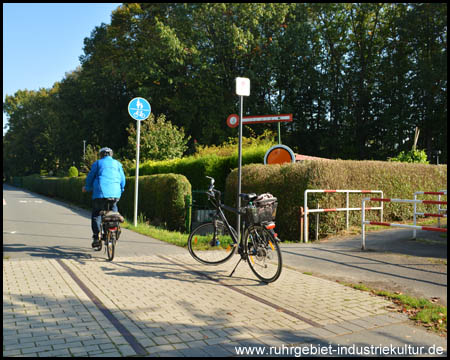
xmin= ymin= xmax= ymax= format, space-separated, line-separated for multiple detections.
xmin=82 ymin=147 xmax=126 ymax=248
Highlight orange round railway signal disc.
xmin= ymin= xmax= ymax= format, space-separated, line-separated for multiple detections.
xmin=264 ymin=145 xmax=296 ymax=165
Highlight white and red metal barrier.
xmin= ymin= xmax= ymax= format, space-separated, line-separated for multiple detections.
xmin=413 ymin=190 xmax=447 ymax=239
xmin=361 ymin=197 xmax=447 ymax=250
xmin=302 ymin=189 xmax=383 ymax=242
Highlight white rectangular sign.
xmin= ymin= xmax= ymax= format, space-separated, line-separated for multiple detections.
xmin=242 ymin=114 xmax=293 ymax=124
xmin=235 ymin=77 xmax=250 ymax=96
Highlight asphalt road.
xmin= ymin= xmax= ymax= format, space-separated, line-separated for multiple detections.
xmin=3 ymin=184 xmax=186 ymax=261
xmin=281 ymin=229 xmax=447 ymax=306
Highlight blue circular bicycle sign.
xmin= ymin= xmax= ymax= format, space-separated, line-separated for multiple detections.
xmin=128 ymin=97 xmax=151 ymax=121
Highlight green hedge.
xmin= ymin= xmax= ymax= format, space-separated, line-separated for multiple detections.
xmin=120 ymin=174 xmax=191 ymax=232
xmin=20 ymin=173 xmax=191 ymax=232
xmin=138 ymin=145 xmax=268 ymax=192
xmin=225 ymin=161 xmax=447 ymax=242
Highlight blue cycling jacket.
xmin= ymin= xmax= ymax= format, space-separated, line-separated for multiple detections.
xmin=85 ymin=156 xmax=126 ymax=199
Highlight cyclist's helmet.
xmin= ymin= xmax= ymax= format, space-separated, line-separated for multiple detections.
xmin=99 ymin=147 xmax=113 ymax=158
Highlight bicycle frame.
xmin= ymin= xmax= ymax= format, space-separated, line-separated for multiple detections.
xmin=190 ymin=177 xmax=282 ymax=282
xmin=208 ymin=189 xmax=243 ymax=240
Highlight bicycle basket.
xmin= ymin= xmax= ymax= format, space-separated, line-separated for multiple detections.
xmin=246 ymin=194 xmax=277 ymax=225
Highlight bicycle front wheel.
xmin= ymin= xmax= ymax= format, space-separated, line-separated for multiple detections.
xmin=106 ymin=231 xmax=116 ymax=261
xmin=245 ymin=225 xmax=282 ymax=283
xmin=188 ymin=221 xmax=237 ymax=265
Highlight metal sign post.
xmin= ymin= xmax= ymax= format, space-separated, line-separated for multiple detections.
xmin=128 ymin=97 xmax=151 ymax=226
xmin=235 ymin=77 xmax=250 ymax=242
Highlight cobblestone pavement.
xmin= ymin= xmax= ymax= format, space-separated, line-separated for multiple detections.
xmin=5 ymin=252 xmax=445 ymax=357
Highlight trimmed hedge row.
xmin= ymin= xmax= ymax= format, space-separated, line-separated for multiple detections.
xmin=225 ymin=161 xmax=447 ymax=242
xmin=20 ymin=173 xmax=191 ymax=232
xmin=138 ymin=145 xmax=268 ymax=192
xmin=119 ymin=174 xmax=192 ymax=231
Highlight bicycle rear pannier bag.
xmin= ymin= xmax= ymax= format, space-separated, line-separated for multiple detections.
xmin=103 ymin=211 xmax=124 ymax=223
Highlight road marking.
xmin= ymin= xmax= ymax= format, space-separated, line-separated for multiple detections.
xmin=3 ymin=198 xmax=6 ymax=205
xmin=19 ymin=200 xmax=27 ymax=203
xmin=55 ymin=259 xmax=147 ymax=356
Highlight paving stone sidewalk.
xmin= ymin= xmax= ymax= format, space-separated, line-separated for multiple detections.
xmin=4 ymin=253 xmax=446 ymax=357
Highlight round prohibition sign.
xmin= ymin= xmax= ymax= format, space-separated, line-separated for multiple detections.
xmin=264 ymin=144 xmax=296 ymax=165
xmin=227 ymin=114 xmax=239 ymax=128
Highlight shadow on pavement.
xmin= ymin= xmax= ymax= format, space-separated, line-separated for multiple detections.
xmin=282 ymin=248 xmax=446 ymax=288
xmin=4 ymin=243 xmax=93 ymax=262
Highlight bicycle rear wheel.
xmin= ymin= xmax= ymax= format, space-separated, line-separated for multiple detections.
xmin=106 ymin=231 xmax=116 ymax=261
xmin=245 ymin=225 xmax=282 ymax=283
xmin=188 ymin=221 xmax=237 ymax=265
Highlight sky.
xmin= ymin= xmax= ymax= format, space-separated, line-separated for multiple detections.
xmin=3 ymin=3 xmax=121 ymax=135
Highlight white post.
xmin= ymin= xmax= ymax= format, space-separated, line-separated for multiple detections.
xmin=236 ymin=95 xmax=243 ymax=243
xmin=361 ymin=198 xmax=366 ymax=250
xmin=346 ymin=191 xmax=349 ymax=230
xmin=438 ymin=193 xmax=441 ymax=228
xmin=315 ymin=202 xmax=319 ymax=241
xmin=133 ymin=120 xmax=141 ymax=226
xmin=304 ymin=191 xmax=308 ymax=243
xmin=235 ymin=77 xmax=249 ymax=242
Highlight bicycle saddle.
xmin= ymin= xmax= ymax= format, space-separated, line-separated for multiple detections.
xmin=240 ymin=193 xmax=258 ymax=202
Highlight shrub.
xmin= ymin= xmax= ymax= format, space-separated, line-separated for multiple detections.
xmin=126 ymin=113 xmax=190 ymax=161
xmin=388 ymin=149 xmax=429 ymax=164
xmin=225 ymin=161 xmax=447 ymax=242
xmin=120 ymin=174 xmax=191 ymax=232
xmin=20 ymin=173 xmax=192 ymax=232
xmin=138 ymin=143 xmax=270 ymax=192
xmin=68 ymin=166 xmax=79 ymax=178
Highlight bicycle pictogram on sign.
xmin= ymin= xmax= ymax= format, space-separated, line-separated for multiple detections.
xmin=128 ymin=97 xmax=151 ymax=121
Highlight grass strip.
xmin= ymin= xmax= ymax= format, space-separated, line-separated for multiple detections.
xmin=339 ymin=281 xmax=447 ymax=336
xmin=121 ymin=218 xmax=188 ymax=247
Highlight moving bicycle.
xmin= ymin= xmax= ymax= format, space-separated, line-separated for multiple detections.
xmin=95 ymin=198 xmax=124 ymax=261
xmin=82 ymin=147 xmax=126 ymax=260
xmin=188 ymin=176 xmax=282 ymax=283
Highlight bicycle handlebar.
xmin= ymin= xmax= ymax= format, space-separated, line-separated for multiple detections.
xmin=204 ymin=176 xmax=245 ymax=215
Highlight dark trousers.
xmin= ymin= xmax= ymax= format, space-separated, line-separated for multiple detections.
xmin=91 ymin=198 xmax=119 ymax=239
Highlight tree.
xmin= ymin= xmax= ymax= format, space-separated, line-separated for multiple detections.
xmin=3 ymin=3 xmax=447 ymax=178
xmin=125 ymin=113 xmax=190 ymax=161
xmin=79 ymin=144 xmax=100 ymax=174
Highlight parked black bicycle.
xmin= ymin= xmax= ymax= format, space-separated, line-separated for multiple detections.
xmin=93 ymin=198 xmax=124 ymax=261
xmin=187 ymin=176 xmax=282 ymax=283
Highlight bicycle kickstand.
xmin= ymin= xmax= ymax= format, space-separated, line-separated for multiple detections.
xmin=229 ymin=257 xmax=243 ymax=278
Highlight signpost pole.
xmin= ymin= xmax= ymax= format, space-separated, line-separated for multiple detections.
xmin=134 ymin=120 xmax=141 ymax=226
xmin=237 ymin=95 xmax=243 ymax=242
xmin=277 ymin=123 xmax=281 ymax=144
xmin=235 ymin=77 xmax=250 ymax=243
xmin=128 ymin=97 xmax=151 ymax=227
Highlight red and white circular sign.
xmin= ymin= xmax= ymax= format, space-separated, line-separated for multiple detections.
xmin=226 ymin=114 xmax=239 ymax=128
